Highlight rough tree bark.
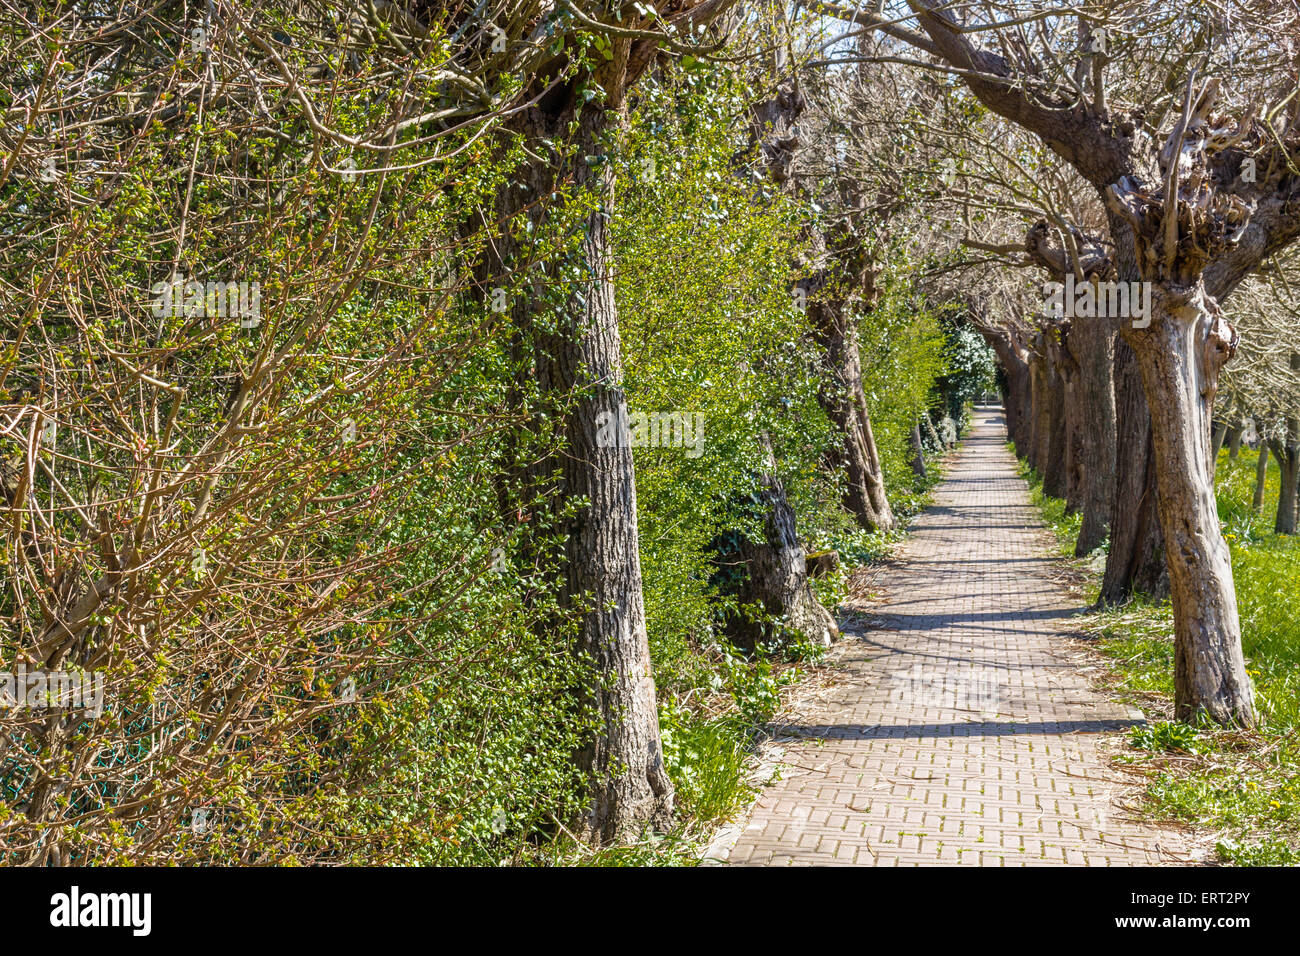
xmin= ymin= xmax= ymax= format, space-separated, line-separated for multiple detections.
xmin=730 ymin=435 xmax=840 ymax=649
xmin=1105 ymin=83 xmax=1266 ymax=724
xmin=1026 ymin=338 xmax=1047 ymax=472
xmin=910 ymin=421 xmax=927 ymax=479
xmin=806 ymin=278 xmax=896 ymax=533
xmin=1069 ymin=315 xmax=1117 ymax=554
xmin=564 ymin=103 xmax=673 ymax=839
xmin=1253 ymin=441 xmax=1270 ymax=513
xmin=1100 ymin=218 xmax=1169 ymax=605
xmin=1119 ymin=284 xmax=1254 ymax=724
xmin=1270 ymin=417 xmax=1299 ymax=535
xmin=1030 ymin=330 xmax=1070 ymax=499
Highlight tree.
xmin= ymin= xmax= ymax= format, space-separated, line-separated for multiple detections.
xmin=446 ymin=0 xmax=740 ymax=842
xmin=816 ymin=0 xmax=1300 ymax=724
xmin=751 ymin=70 xmax=898 ymax=534
xmin=1218 ymin=250 xmax=1300 ymax=533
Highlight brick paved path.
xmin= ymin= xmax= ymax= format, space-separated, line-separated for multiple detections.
xmin=714 ymin=407 xmax=1189 ymax=866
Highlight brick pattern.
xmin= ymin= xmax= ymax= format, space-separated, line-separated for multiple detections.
xmin=715 ymin=408 xmax=1187 ymax=866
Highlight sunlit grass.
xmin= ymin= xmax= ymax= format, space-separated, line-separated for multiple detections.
xmin=1021 ymin=443 xmax=1300 ymax=865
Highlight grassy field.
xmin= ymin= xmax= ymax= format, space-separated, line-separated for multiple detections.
xmin=1021 ymin=445 xmax=1300 ymax=866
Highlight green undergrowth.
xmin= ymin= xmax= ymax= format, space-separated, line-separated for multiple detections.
xmin=1018 ymin=443 xmax=1300 ymax=866
xmin=1013 ymin=449 xmax=1085 ymax=561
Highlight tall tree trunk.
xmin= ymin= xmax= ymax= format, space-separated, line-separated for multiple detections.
xmin=1014 ymin=368 xmax=1033 ymax=450
xmin=1070 ymin=318 xmax=1117 ymax=555
xmin=1271 ymin=419 xmax=1299 ymax=535
xmin=1025 ymin=349 xmax=1040 ymax=469
xmin=482 ymin=91 xmax=673 ymax=843
xmin=1038 ymin=343 xmax=1069 ymax=499
xmin=566 ymin=111 xmax=673 ymax=839
xmin=1053 ymin=327 xmax=1084 ymax=513
xmin=1058 ymin=339 xmax=1083 ymax=512
xmin=910 ymin=420 xmax=927 ymax=479
xmin=1253 ymin=441 xmax=1270 ymax=513
xmin=1100 ymin=214 xmax=1168 ymax=605
xmin=1125 ymin=285 xmax=1254 ymax=725
xmin=808 ymin=299 xmax=895 ymax=532
xmin=1101 ymin=339 xmax=1169 ymax=602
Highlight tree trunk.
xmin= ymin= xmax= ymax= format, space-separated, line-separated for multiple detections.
xmin=1100 ymin=212 xmax=1169 ymax=604
xmin=1057 ymin=332 xmax=1083 ymax=512
xmin=997 ymin=380 xmax=1014 ymax=436
xmin=982 ymin=327 xmax=1033 ymax=452
xmin=565 ymin=120 xmax=674 ymax=840
xmin=1064 ymin=405 xmax=1084 ymax=513
xmin=1227 ymin=425 xmax=1244 ymax=458
xmin=1013 ymin=367 xmax=1033 ymax=450
xmin=910 ymin=421 xmax=927 ymax=479
xmin=1039 ymin=344 xmax=1069 ymax=499
xmin=808 ymin=299 xmax=895 ymax=532
xmin=1252 ymin=441 xmax=1270 ymax=513
xmin=1271 ymin=419 xmax=1299 ymax=535
xmin=482 ymin=92 xmax=673 ymax=843
xmin=731 ymin=435 xmax=839 ymax=649
xmin=1070 ymin=318 xmax=1117 ymax=555
xmin=1001 ymin=369 xmax=1031 ymax=451
xmin=1026 ymin=346 xmax=1046 ymax=472
xmin=1125 ymin=286 xmax=1255 ymax=725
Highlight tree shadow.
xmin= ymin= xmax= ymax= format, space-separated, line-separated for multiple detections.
xmin=767 ymin=719 xmax=1144 ymax=740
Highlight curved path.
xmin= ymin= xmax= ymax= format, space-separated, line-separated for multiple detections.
xmin=714 ymin=407 xmax=1189 ymax=866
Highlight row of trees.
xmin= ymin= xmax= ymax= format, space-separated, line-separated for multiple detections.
xmin=823 ymin=0 xmax=1300 ymax=727
xmin=1 ymin=1 xmax=981 ymax=859
xmin=10 ymin=0 xmax=1289 ymax=858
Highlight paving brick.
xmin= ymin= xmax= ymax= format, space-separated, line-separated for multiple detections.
xmin=718 ymin=409 xmax=1187 ymax=867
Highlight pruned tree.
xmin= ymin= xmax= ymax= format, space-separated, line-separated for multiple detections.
xmin=807 ymin=0 xmax=1300 ymax=725
xmin=440 ymin=0 xmax=743 ymax=842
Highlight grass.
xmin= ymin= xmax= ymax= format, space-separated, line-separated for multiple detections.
xmin=1014 ymin=452 xmax=1085 ymax=559
xmin=1021 ymin=443 xmax=1300 ymax=866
